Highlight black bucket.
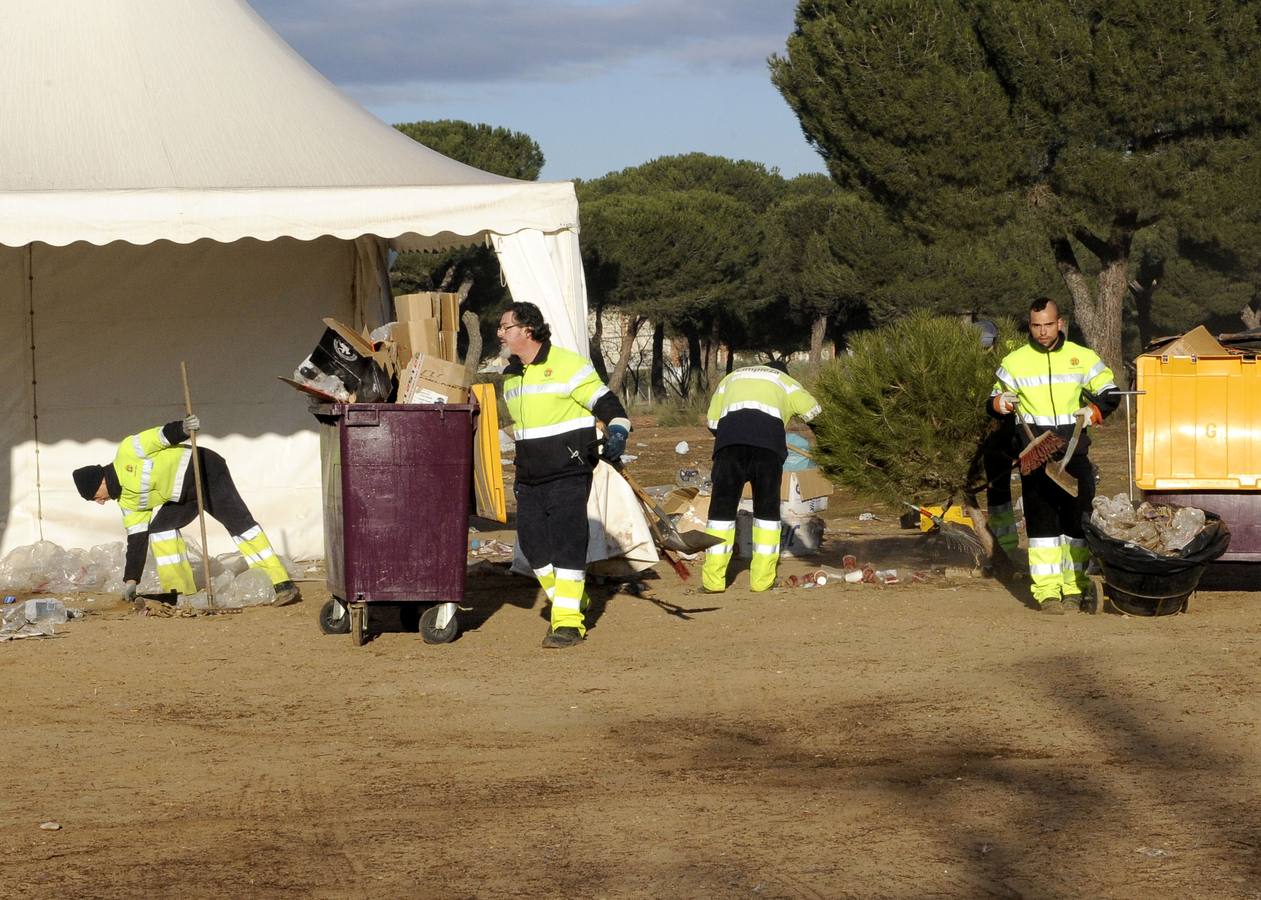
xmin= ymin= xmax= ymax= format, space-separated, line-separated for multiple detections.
xmin=1082 ymin=510 xmax=1231 ymax=616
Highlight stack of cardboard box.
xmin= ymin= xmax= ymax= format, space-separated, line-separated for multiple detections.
xmin=393 ymin=291 xmax=470 ymax=404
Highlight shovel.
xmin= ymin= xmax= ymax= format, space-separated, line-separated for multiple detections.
xmin=1045 ymin=410 xmax=1088 ymax=497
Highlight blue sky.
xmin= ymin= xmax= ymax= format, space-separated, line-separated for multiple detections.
xmin=251 ymin=0 xmax=827 ymax=182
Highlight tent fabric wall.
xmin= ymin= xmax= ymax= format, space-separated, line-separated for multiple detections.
xmin=0 ymin=237 xmax=357 ymax=559
xmin=0 ymin=0 xmax=611 ymax=561
xmin=492 ymin=230 xmax=590 ymax=359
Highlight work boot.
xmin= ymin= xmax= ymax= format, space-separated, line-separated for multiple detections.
xmin=541 ymin=626 xmax=584 ymax=649
xmin=271 ymin=581 xmax=302 ymax=607
xmin=1039 ymin=598 xmax=1065 ymax=615
xmin=1061 ymin=594 xmax=1082 ymax=613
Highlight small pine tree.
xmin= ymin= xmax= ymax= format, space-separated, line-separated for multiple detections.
xmin=812 ymin=312 xmax=1018 ymax=511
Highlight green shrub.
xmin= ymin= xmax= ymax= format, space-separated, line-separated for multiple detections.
xmin=812 ymin=312 xmax=1018 ymax=507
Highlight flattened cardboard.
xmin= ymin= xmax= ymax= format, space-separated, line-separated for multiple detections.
xmin=397 ymin=318 xmax=441 ymax=362
xmin=399 ymin=353 xmax=470 ymax=404
xmin=1141 ymin=325 xmax=1230 ymax=358
xmin=440 ymin=330 xmax=459 ymax=363
xmin=438 ymin=293 xmax=460 ymax=332
xmin=395 ymin=292 xmax=437 ymax=322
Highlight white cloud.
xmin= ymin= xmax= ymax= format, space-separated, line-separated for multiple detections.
xmin=251 ymin=0 xmax=794 ymax=86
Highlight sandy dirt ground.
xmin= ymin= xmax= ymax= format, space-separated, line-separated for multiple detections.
xmin=3 ymin=421 xmax=1260 ymax=899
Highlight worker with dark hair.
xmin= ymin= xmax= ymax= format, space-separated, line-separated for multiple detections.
xmin=990 ymin=298 xmax=1120 ymax=613
xmin=72 ymin=415 xmax=299 ymax=606
xmin=499 ymin=301 xmax=631 ymax=648
xmin=703 ymin=363 xmax=821 ymax=593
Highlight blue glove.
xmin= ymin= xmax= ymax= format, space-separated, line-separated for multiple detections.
xmin=602 ymin=423 xmax=629 ymax=463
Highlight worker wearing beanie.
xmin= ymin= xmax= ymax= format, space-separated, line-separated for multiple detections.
xmin=702 ymin=362 xmax=821 ymax=593
xmin=989 ymin=298 xmax=1120 ymax=614
xmin=72 ymin=415 xmax=299 ymax=606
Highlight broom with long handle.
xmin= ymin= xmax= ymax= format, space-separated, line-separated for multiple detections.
xmin=181 ymin=362 xmax=215 ymax=608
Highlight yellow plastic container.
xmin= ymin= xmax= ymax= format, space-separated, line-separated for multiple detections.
xmin=918 ymin=505 xmax=974 ymax=532
xmin=1134 ymin=354 xmax=1261 ymax=490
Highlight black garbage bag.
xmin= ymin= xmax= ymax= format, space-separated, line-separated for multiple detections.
xmin=1082 ymin=509 xmax=1231 ymax=616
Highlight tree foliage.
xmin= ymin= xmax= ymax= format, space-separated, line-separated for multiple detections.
xmin=393 ymin=119 xmax=544 ymax=181
xmin=811 ymin=312 xmax=1020 ymax=507
xmin=772 ymin=0 xmax=1261 ymax=383
xmin=390 ymin=120 xmax=546 ymax=358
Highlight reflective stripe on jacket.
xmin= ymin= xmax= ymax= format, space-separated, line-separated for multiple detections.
xmin=991 ymin=336 xmax=1119 ymax=447
xmin=113 ymin=425 xmax=192 ymax=535
xmin=708 ymin=366 xmax=821 ymax=460
xmin=504 ymin=341 xmax=626 ymax=484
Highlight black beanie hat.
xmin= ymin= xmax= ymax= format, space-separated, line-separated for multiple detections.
xmin=73 ymin=465 xmax=106 ymax=500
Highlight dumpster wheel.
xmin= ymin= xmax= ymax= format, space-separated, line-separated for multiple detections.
xmin=420 ymin=602 xmax=459 ymax=644
xmin=318 ymin=598 xmax=351 ymax=635
xmin=350 ymin=603 xmax=368 ymax=646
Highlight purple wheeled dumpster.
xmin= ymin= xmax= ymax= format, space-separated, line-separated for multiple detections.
xmin=315 ymin=402 xmax=475 ymax=645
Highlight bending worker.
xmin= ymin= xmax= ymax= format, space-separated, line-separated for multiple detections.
xmin=990 ymin=297 xmax=1119 ymax=614
xmin=72 ymin=416 xmax=300 ymax=606
xmin=500 ymin=301 xmax=630 ymax=649
xmin=703 ymin=362 xmax=821 ymax=593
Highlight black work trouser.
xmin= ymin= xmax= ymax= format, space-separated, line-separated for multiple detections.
xmin=708 ymin=445 xmax=783 ymax=522
xmin=150 ymin=448 xmax=258 ymax=535
xmin=514 ymin=473 xmax=592 ymax=573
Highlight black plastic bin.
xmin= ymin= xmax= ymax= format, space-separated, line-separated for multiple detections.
xmin=1082 ymin=510 xmax=1231 ymax=616
xmin=315 ymin=402 xmax=476 ymax=645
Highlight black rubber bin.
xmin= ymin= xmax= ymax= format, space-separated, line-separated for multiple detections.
xmin=1082 ymin=510 xmax=1231 ymax=616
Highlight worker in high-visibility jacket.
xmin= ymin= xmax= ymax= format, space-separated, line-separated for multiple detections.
xmin=990 ymin=297 xmax=1120 ymax=614
xmin=72 ymin=416 xmax=299 ymax=606
xmin=500 ymin=301 xmax=631 ymax=649
xmin=703 ymin=363 xmax=821 ymax=593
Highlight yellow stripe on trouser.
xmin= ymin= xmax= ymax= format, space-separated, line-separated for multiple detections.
xmin=988 ymin=502 xmax=1020 ymax=558
xmin=702 ymin=519 xmax=736 ymax=593
xmin=1062 ymin=536 xmax=1090 ymax=596
xmin=150 ymin=529 xmax=197 ymax=595
xmin=750 ymin=517 xmax=780 ymax=592
xmin=231 ymin=525 xmax=289 ymax=586
xmin=551 ymin=566 xmax=587 ymax=635
xmin=1027 ymin=536 xmax=1064 ymax=603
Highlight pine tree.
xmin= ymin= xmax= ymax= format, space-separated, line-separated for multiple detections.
xmin=811 ymin=313 xmax=1019 ymax=515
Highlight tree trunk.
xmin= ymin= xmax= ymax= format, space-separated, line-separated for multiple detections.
xmin=587 ymin=302 xmax=609 ymax=382
xmin=809 ymin=313 xmax=827 ymax=369
xmin=705 ymin=319 xmax=723 ymax=387
xmin=684 ymin=327 xmax=704 ymax=399
xmin=651 ymin=322 xmax=667 ymax=403
xmin=1242 ymin=305 xmax=1261 ymax=330
xmin=461 ymin=310 xmax=482 ymax=385
xmin=1051 ymin=216 xmax=1134 ymax=389
xmin=608 ymin=315 xmax=643 ymax=395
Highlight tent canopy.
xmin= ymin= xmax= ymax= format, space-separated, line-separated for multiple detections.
xmin=0 ymin=0 xmax=596 ymax=559
xmin=0 ymin=0 xmax=580 ymax=256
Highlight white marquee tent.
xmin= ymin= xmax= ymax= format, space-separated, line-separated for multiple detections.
xmin=0 ymin=0 xmax=594 ymax=559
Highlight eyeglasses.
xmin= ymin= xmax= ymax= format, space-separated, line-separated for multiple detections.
xmin=497 ymin=323 xmax=525 ymax=334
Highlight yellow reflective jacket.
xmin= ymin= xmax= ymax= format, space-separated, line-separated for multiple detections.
xmin=991 ymin=335 xmax=1119 ymax=448
xmin=707 ymin=366 xmax=821 ymax=460
xmin=503 ymin=341 xmax=627 ymax=484
xmin=113 ymin=424 xmax=193 ymax=536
